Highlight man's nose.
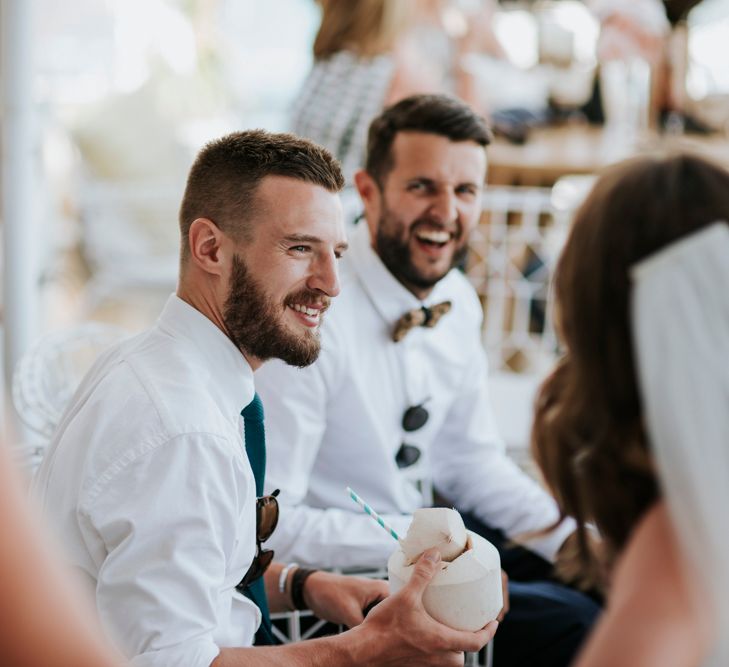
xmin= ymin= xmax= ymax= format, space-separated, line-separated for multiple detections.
xmin=428 ymin=189 xmax=458 ymax=223
xmin=307 ymin=251 xmax=341 ymax=297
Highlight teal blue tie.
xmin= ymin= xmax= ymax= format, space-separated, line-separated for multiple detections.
xmin=240 ymin=392 xmax=276 ymax=645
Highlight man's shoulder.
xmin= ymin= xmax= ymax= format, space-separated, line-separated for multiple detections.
xmin=123 ymin=332 xmax=239 ymax=436
xmin=71 ymin=329 xmax=240 ymax=458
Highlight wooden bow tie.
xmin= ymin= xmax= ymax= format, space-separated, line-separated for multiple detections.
xmin=391 ymin=301 xmax=452 ymax=342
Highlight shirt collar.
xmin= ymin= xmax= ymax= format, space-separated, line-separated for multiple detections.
xmin=348 ymin=222 xmax=457 ymax=325
xmin=156 ymin=294 xmax=256 ymax=417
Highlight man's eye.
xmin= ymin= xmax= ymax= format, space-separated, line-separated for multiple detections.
xmin=457 ymin=185 xmax=478 ymax=196
xmin=290 ymin=245 xmax=310 ymax=253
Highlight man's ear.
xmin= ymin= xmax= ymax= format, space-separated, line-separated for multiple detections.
xmin=353 ymin=170 xmax=382 ymax=239
xmin=188 ymin=218 xmax=227 ymax=276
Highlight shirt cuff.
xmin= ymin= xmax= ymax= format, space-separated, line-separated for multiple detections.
xmin=522 ymin=516 xmax=578 ymax=563
xmin=130 ymin=638 xmax=220 ymax=667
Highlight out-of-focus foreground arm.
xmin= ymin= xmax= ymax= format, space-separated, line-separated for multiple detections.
xmin=0 ymin=442 xmax=124 ymax=667
xmin=574 ymin=502 xmax=711 ymax=667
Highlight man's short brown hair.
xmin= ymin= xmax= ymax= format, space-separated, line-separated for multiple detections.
xmin=365 ymin=94 xmax=492 ymax=186
xmin=179 ymin=130 xmax=344 ymax=258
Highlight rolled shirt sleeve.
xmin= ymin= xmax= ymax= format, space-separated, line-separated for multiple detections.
xmin=430 ymin=342 xmax=575 ymax=562
xmin=260 ymin=350 xmax=414 ymax=569
xmin=80 ymin=433 xmax=258 ymax=667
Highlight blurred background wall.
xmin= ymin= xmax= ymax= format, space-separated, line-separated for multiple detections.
xmin=2 ymin=0 xmax=728 ymax=450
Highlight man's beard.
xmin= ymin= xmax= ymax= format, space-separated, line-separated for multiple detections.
xmin=223 ymin=254 xmax=324 ymax=368
xmin=375 ymin=209 xmax=468 ymax=291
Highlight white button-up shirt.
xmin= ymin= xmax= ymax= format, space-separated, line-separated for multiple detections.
xmin=256 ymin=223 xmax=574 ymax=569
xmin=34 ymin=295 xmax=260 ymax=667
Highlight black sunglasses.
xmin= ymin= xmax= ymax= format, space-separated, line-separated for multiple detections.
xmin=237 ymin=489 xmax=280 ymax=590
xmin=396 ymin=404 xmax=429 ymax=468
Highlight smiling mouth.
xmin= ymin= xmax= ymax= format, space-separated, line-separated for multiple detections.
xmin=286 ymin=301 xmax=328 ymax=328
xmin=291 ymin=303 xmax=321 ymax=316
xmin=414 ymin=228 xmax=454 ymax=249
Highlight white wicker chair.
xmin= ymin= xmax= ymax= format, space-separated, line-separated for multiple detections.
xmin=12 ymin=322 xmax=129 ymax=471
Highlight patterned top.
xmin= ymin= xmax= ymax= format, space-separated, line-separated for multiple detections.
xmin=291 ymin=51 xmax=395 ymax=183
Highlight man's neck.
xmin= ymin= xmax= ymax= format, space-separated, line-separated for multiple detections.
xmin=175 ymin=286 xmax=264 ymax=371
xmin=398 ymin=279 xmax=433 ymax=302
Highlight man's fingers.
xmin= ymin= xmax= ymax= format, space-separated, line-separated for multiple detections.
xmin=499 ymin=570 xmax=510 ymax=620
xmin=474 ymin=620 xmax=499 ymax=649
xmin=435 ymin=620 xmax=499 ymax=653
xmin=402 ymin=548 xmax=441 ymax=599
xmin=345 ymin=608 xmax=366 ymax=628
xmin=362 ymin=598 xmax=382 ymax=618
xmin=367 ymin=580 xmax=390 ymax=601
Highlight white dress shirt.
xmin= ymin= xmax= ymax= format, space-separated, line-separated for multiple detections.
xmin=257 ymin=223 xmax=574 ymax=569
xmin=34 ymin=295 xmax=260 ymax=667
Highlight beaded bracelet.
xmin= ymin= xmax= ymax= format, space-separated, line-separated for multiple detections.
xmin=291 ymin=567 xmax=318 ymax=611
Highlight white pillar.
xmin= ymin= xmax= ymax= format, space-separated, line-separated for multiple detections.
xmin=2 ymin=0 xmax=39 ymax=440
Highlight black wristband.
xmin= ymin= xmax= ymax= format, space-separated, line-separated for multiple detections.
xmin=291 ymin=567 xmax=318 ymax=611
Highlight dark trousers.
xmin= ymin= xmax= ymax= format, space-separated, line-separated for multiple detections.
xmin=461 ymin=511 xmax=601 ymax=667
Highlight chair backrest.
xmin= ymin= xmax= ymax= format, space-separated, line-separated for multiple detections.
xmin=465 ymin=185 xmax=571 ymax=458
xmin=12 ymin=322 xmax=129 ymax=470
xmin=467 ymin=185 xmax=568 ymax=375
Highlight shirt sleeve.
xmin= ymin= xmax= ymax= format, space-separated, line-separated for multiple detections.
xmin=79 ymin=433 xmax=251 ymax=667
xmin=269 ymin=501 xmax=412 ymax=570
xmin=257 ymin=352 xmax=411 ymax=570
xmin=430 ymin=343 xmax=575 ymax=562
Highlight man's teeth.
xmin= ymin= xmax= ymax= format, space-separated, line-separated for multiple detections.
xmin=292 ymin=304 xmax=320 ymax=317
xmin=416 ymin=230 xmax=451 ymax=244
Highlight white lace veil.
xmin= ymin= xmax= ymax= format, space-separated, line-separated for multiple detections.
xmin=631 ymin=222 xmax=729 ymax=666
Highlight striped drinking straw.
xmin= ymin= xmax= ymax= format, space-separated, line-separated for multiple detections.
xmin=346 ymin=486 xmax=401 ymax=542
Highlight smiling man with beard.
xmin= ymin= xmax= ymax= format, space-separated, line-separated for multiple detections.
xmin=256 ymin=95 xmax=601 ymax=667
xmin=222 ymin=254 xmax=330 ymax=368
xmin=33 ymin=129 xmax=497 ymax=667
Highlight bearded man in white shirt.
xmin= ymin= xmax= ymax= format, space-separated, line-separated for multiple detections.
xmin=33 ymin=130 xmax=497 ymax=667
xmin=255 ymin=95 xmax=601 ymax=667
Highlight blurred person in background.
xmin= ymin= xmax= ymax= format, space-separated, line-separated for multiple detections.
xmin=0 ymin=437 xmax=125 ymax=667
xmin=407 ymin=0 xmax=507 ymax=116
xmin=291 ymin=0 xmax=433 ymax=184
xmin=532 ymin=152 xmax=729 ymax=666
xmin=588 ymin=0 xmax=709 ymax=132
xmin=291 ymin=0 xmax=505 ymax=186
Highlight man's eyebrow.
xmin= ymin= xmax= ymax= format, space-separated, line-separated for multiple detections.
xmin=408 ymin=176 xmax=480 ymax=188
xmin=283 ymin=234 xmax=322 ymax=244
xmin=283 ymin=234 xmax=349 ymax=251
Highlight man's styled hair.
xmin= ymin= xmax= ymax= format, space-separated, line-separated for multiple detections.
xmin=365 ymin=94 xmax=492 ymax=186
xmin=179 ymin=130 xmax=344 ymax=258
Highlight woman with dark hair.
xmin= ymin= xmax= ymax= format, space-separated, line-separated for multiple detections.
xmin=532 ymin=152 xmax=729 ymax=666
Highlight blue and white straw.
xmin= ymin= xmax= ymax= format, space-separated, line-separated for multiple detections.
xmin=346 ymin=486 xmax=401 ymax=542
